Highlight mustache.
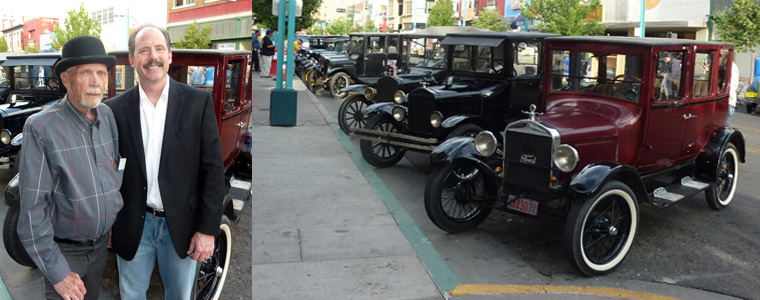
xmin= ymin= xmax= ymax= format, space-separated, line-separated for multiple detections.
xmin=143 ymin=60 xmax=163 ymax=68
xmin=85 ymin=88 xmax=102 ymax=94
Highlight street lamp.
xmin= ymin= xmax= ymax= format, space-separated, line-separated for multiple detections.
xmin=115 ymin=10 xmax=139 ymax=49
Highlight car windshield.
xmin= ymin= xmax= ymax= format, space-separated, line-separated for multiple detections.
xmin=403 ymin=37 xmax=445 ymax=68
xmin=10 ymin=65 xmax=57 ymax=91
xmin=449 ymin=44 xmax=505 ymax=74
xmin=550 ymin=50 xmax=643 ymax=102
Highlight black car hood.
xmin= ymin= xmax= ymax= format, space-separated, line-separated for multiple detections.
xmin=0 ymin=100 xmax=45 ymax=118
xmin=412 ymin=77 xmax=504 ymax=101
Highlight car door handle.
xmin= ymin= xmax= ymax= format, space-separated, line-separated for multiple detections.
xmin=682 ymin=113 xmax=697 ymax=120
xmin=234 ymin=122 xmax=246 ymax=127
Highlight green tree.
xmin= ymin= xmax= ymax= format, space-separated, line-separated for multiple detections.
xmin=357 ymin=18 xmax=377 ymax=32
xmin=307 ymin=22 xmax=325 ymax=35
xmin=52 ymin=2 xmax=102 ymax=51
xmin=520 ymin=0 xmax=604 ymax=36
xmin=428 ymin=0 xmax=456 ymax=27
xmin=0 ymin=36 xmax=8 ymax=52
xmin=174 ymin=21 xmax=213 ymax=49
xmin=252 ymin=0 xmax=323 ymax=31
xmin=712 ymin=0 xmax=760 ymax=53
xmin=326 ymin=17 xmax=354 ymax=35
xmin=472 ymin=8 xmax=509 ymax=31
xmin=25 ymin=45 xmax=39 ymax=53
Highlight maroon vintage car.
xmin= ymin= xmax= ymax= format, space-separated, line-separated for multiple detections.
xmin=424 ymin=36 xmax=745 ymax=276
xmin=2 ymin=49 xmax=252 ymax=300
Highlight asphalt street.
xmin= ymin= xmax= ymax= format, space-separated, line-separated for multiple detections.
xmin=312 ymin=86 xmax=760 ymax=300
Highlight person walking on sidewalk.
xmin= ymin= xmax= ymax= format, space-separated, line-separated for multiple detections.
xmin=17 ymin=36 xmax=122 ymax=300
xmin=252 ymin=28 xmax=261 ymax=72
xmin=260 ymin=29 xmax=275 ymax=78
xmin=105 ymin=24 xmax=225 ymax=300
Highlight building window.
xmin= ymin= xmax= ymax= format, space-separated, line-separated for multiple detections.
xmin=91 ymin=7 xmax=115 ymax=25
xmin=175 ymin=0 xmax=195 ymax=8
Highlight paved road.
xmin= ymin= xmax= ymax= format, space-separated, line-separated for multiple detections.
xmin=312 ymin=88 xmax=760 ymax=300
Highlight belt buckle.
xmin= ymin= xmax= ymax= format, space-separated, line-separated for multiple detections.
xmin=149 ymin=207 xmax=164 ymax=217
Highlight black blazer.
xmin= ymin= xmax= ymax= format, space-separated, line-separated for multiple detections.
xmin=105 ymin=78 xmax=225 ymax=260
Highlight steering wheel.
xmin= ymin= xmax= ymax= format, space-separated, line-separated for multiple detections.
xmin=614 ymin=74 xmax=642 ymax=83
xmin=46 ymin=77 xmax=62 ymax=91
xmin=613 ymin=74 xmax=641 ymax=100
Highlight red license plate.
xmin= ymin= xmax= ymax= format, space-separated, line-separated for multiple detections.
xmin=506 ymin=198 xmax=539 ymax=216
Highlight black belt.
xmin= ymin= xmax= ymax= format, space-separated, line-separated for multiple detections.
xmin=147 ymin=206 xmax=166 ymax=218
xmin=54 ymin=233 xmax=107 ymax=245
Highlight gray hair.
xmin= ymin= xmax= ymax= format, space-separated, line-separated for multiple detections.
xmin=128 ymin=24 xmax=172 ymax=57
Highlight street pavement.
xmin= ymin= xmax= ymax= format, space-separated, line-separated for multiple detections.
xmin=250 ymin=72 xmax=743 ymax=300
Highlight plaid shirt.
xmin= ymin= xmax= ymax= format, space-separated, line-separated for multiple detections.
xmin=17 ymin=97 xmax=123 ymax=285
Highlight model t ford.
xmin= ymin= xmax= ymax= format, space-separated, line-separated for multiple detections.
xmin=353 ymin=31 xmax=559 ymax=168
xmin=424 ymin=36 xmax=745 ymax=276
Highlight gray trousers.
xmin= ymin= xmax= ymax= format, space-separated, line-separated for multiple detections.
xmin=45 ymin=233 xmax=109 ymax=300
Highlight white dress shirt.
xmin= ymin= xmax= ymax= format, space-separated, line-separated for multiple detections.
xmin=139 ymin=77 xmax=170 ymax=210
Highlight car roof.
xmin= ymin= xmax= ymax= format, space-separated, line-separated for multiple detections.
xmin=108 ymin=48 xmax=252 ymax=56
xmin=445 ymin=31 xmax=561 ymax=39
xmin=349 ymin=32 xmax=400 ymax=37
xmin=1 ymin=53 xmax=60 ymax=67
xmin=545 ymin=36 xmax=733 ymax=47
xmin=401 ymin=26 xmax=488 ymax=38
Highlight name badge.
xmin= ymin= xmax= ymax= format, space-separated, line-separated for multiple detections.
xmin=118 ymin=158 xmax=127 ymax=170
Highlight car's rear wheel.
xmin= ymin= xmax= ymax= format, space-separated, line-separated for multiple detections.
xmin=705 ymin=143 xmax=739 ymax=210
xmin=338 ymin=95 xmax=373 ymax=135
xmin=359 ymin=114 xmax=406 ymax=168
xmin=329 ymin=72 xmax=350 ymax=98
xmin=746 ymin=103 xmax=757 ymax=114
xmin=3 ymin=205 xmax=36 ymax=267
xmin=424 ymin=160 xmax=493 ymax=233
xmin=193 ymin=215 xmax=232 ymax=300
xmin=305 ymin=70 xmax=318 ymax=92
xmin=564 ymin=180 xmax=638 ymax=276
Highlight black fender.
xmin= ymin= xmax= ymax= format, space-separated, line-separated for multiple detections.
xmin=362 ymin=102 xmax=404 ymax=116
xmin=441 ymin=115 xmax=490 ymax=130
xmin=3 ymin=173 xmax=19 ymax=207
xmin=568 ymin=162 xmax=648 ymax=203
xmin=327 ymin=68 xmax=356 ymax=80
xmin=340 ymin=84 xmax=370 ymax=94
xmin=696 ymin=127 xmax=746 ymax=182
xmin=429 ymin=136 xmax=501 ymax=187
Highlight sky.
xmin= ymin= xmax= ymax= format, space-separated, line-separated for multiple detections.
xmin=2 ymin=0 xmax=167 ymax=27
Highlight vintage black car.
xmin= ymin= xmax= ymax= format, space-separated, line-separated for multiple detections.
xmin=337 ymin=26 xmax=485 ymax=135
xmin=424 ymin=36 xmax=744 ymax=276
xmin=297 ymin=36 xmax=348 ymax=80
xmin=352 ymin=31 xmax=559 ymax=168
xmin=293 ymin=35 xmax=341 ymax=77
xmin=0 ymin=54 xmax=64 ymax=172
xmin=306 ymin=32 xmax=402 ymax=98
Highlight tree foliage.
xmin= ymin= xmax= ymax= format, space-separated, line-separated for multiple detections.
xmin=252 ymin=0 xmax=322 ymax=31
xmin=173 ymin=21 xmax=213 ymax=49
xmin=520 ymin=0 xmax=604 ymax=36
xmin=25 ymin=45 xmax=39 ymax=53
xmin=472 ymin=8 xmax=509 ymax=31
xmin=52 ymin=2 xmax=102 ymax=51
xmin=428 ymin=0 xmax=456 ymax=27
xmin=0 ymin=36 xmax=8 ymax=52
xmin=326 ymin=17 xmax=354 ymax=35
xmin=712 ymin=0 xmax=760 ymax=53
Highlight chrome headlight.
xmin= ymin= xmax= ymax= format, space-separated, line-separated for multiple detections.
xmin=364 ymin=87 xmax=376 ymax=101
xmin=553 ymin=144 xmax=579 ymax=172
xmin=474 ymin=131 xmax=497 ymax=157
xmin=393 ymin=90 xmax=405 ymax=104
xmin=392 ymin=107 xmax=406 ymax=121
xmin=0 ymin=130 xmax=11 ymax=145
xmin=430 ymin=112 xmax=443 ymax=128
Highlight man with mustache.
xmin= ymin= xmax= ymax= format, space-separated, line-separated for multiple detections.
xmin=105 ymin=24 xmax=224 ymax=299
xmin=17 ymin=36 xmax=122 ymax=300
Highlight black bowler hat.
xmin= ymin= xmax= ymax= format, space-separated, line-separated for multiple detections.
xmin=54 ymin=36 xmax=116 ymax=77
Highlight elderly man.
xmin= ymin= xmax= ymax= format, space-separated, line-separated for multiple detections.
xmin=17 ymin=36 xmax=122 ymax=300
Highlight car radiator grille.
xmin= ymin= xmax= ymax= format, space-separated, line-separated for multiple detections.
xmin=376 ymin=78 xmax=399 ymax=102
xmin=504 ymin=131 xmax=554 ymax=191
xmin=408 ymin=94 xmax=435 ymax=132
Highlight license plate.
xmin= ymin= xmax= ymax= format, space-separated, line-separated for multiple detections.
xmin=746 ymin=91 xmax=757 ymax=98
xmin=506 ymin=198 xmax=539 ymax=216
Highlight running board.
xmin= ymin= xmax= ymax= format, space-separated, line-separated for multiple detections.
xmin=650 ymin=177 xmax=710 ymax=208
xmin=228 ymin=176 xmax=252 ymax=222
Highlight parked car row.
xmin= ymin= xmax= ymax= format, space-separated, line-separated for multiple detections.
xmin=300 ymin=30 xmax=746 ymax=276
xmin=1 ymin=49 xmax=253 ymax=300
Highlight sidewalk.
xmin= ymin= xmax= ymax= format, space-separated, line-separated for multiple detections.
xmin=250 ymin=73 xmax=743 ymax=300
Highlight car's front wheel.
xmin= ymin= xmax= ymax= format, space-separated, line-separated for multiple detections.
xmin=193 ymin=215 xmax=232 ymax=300
xmin=746 ymin=103 xmax=757 ymax=114
xmin=3 ymin=205 xmax=36 ymax=267
xmin=564 ymin=180 xmax=638 ymax=276
xmin=359 ymin=114 xmax=406 ymax=168
xmin=338 ymin=95 xmax=373 ymax=135
xmin=705 ymin=143 xmax=739 ymax=210
xmin=425 ymin=160 xmax=493 ymax=233
xmin=329 ymin=72 xmax=350 ymax=98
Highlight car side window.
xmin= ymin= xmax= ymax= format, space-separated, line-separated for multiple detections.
xmin=718 ymin=49 xmax=730 ymax=94
xmin=224 ymin=60 xmax=243 ymax=113
xmin=693 ymin=51 xmax=713 ymax=98
xmin=654 ymin=50 xmax=685 ymax=101
xmin=513 ymin=41 xmax=540 ymax=76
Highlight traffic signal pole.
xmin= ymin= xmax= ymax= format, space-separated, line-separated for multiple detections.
xmin=270 ymin=0 xmax=298 ymax=126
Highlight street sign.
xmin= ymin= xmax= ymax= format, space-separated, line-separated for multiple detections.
xmin=272 ymin=0 xmax=303 ymax=17
xmin=336 ymin=8 xmax=346 ymax=13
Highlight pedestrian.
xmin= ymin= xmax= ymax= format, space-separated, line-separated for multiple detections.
xmin=260 ymin=29 xmax=275 ymax=78
xmin=660 ymin=52 xmax=681 ymax=100
xmin=104 ymin=24 xmax=225 ymax=300
xmin=727 ymin=61 xmax=739 ymax=126
xmin=17 ymin=35 xmax=122 ymax=300
xmin=252 ymin=28 xmax=261 ymax=72
xmin=190 ymin=67 xmax=205 ymax=85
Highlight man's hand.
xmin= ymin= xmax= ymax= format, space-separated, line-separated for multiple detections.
xmin=53 ymin=272 xmax=86 ymax=300
xmin=187 ymin=232 xmax=215 ymax=262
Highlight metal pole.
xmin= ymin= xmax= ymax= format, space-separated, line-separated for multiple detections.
xmin=640 ymin=0 xmax=646 ymax=37
xmin=524 ymin=0 xmax=529 ymax=32
xmin=286 ymin=0 xmax=296 ymax=88
xmin=275 ymin=0 xmax=286 ymax=89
